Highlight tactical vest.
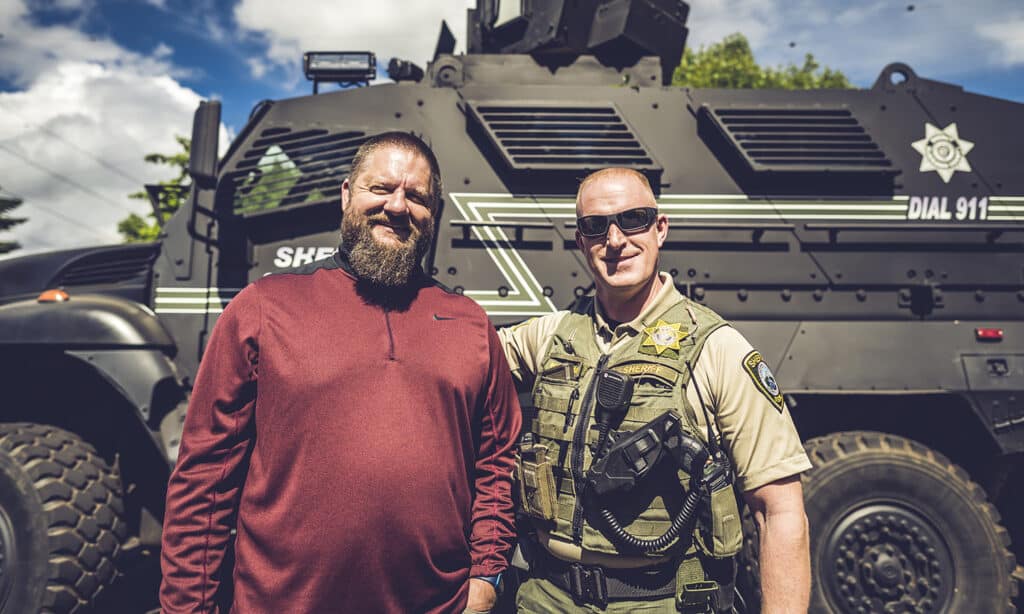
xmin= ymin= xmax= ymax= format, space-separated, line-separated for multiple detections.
xmin=519 ymin=295 xmax=743 ymax=561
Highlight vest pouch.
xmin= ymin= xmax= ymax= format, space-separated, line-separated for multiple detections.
xmin=695 ymin=485 xmax=743 ymax=559
xmin=626 ymin=370 xmax=680 ymax=421
xmin=517 ymin=442 xmax=557 ymax=522
xmin=580 ymin=461 xmax=683 ymax=555
xmin=538 ymin=352 xmax=584 ymax=384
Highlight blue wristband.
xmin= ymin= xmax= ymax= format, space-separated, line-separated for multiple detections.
xmin=473 ymin=573 xmax=502 ymax=590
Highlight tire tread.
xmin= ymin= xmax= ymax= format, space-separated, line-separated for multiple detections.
xmin=0 ymin=423 xmax=127 ymax=613
xmin=803 ymin=430 xmax=1018 ymax=613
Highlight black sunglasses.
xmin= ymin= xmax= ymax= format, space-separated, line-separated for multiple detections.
xmin=576 ymin=207 xmax=658 ymax=238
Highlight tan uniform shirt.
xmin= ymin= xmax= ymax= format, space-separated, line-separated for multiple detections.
xmin=499 ymin=273 xmax=811 ymax=494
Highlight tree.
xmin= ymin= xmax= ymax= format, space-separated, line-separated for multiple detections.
xmin=233 ymin=146 xmax=304 ymax=214
xmin=673 ymin=33 xmax=851 ymax=89
xmin=118 ymin=136 xmax=191 ymax=243
xmin=120 ymin=138 xmax=318 ymax=238
xmin=0 ymin=188 xmax=27 ymax=255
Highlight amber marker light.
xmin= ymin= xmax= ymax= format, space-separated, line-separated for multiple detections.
xmin=975 ymin=327 xmax=1004 ymax=342
xmin=37 ymin=289 xmax=70 ymax=303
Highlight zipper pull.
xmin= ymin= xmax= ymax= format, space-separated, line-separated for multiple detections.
xmin=563 ymin=388 xmax=580 ymax=432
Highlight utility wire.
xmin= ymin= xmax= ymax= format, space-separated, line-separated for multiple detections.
xmin=4 ymin=109 xmax=148 ymax=187
xmin=0 ymin=185 xmax=24 ymax=202
xmin=18 ymin=201 xmax=113 ymax=242
xmin=0 ymin=181 xmax=110 ymax=241
xmin=0 ymin=149 xmax=132 ymax=241
xmin=0 ymin=143 xmax=142 ymax=215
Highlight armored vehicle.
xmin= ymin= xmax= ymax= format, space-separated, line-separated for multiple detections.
xmin=0 ymin=0 xmax=1021 ymax=611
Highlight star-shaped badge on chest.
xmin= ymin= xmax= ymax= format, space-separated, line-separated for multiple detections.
xmin=641 ymin=320 xmax=689 ymax=355
xmin=911 ymin=122 xmax=974 ymax=183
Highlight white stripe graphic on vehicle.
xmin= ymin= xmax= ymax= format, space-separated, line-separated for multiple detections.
xmin=156 ymin=194 xmax=1022 ymax=316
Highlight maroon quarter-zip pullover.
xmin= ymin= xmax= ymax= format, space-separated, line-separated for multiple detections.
xmin=160 ymin=253 xmax=522 ymax=613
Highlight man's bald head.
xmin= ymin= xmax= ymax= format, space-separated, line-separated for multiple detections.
xmin=576 ymin=168 xmax=655 ymax=216
xmin=572 ymin=166 xmax=667 ymax=319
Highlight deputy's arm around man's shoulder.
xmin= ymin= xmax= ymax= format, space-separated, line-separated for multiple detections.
xmin=496 ymin=312 xmax=569 ymax=385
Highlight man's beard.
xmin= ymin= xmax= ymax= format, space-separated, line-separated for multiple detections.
xmin=341 ymin=212 xmax=433 ymax=287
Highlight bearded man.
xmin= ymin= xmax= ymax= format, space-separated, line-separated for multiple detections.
xmin=160 ymin=132 xmax=522 ymax=614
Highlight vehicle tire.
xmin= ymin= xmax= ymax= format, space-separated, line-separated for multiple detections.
xmin=0 ymin=423 xmax=128 ymax=613
xmin=804 ymin=431 xmax=1018 ymax=614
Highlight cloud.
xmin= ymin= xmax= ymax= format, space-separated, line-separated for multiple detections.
xmin=0 ymin=0 xmax=224 ymax=256
xmin=0 ymin=0 xmax=28 ymax=25
xmin=686 ymin=0 xmax=1024 ymax=86
xmin=228 ymin=0 xmax=1024 ymax=95
xmin=153 ymin=41 xmax=174 ymax=59
xmin=49 ymin=0 xmax=91 ymax=10
xmin=976 ymin=18 xmax=1024 ymax=66
xmin=0 ymin=61 xmax=208 ymax=253
xmin=0 ymin=1 xmax=191 ymax=88
xmin=685 ymin=0 xmax=780 ymax=51
xmin=233 ymin=0 xmax=473 ymax=76
xmin=834 ymin=1 xmax=888 ymax=27
xmin=246 ymin=57 xmax=268 ymax=79
xmin=202 ymin=13 xmax=228 ymax=43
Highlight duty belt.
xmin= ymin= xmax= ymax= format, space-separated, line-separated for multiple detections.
xmin=539 ymin=552 xmax=677 ymax=608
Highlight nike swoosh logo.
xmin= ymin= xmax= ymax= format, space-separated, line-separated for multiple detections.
xmin=433 ymin=314 xmax=457 ymax=321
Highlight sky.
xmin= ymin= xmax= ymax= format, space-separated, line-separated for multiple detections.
xmin=1 ymin=0 xmax=1022 ymax=256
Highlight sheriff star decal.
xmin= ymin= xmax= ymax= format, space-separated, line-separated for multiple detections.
xmin=911 ymin=122 xmax=975 ymax=184
xmin=742 ymin=350 xmax=785 ymax=413
xmin=641 ymin=320 xmax=688 ymax=355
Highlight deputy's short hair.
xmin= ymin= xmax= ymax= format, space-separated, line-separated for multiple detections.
xmin=575 ymin=168 xmax=655 ymax=215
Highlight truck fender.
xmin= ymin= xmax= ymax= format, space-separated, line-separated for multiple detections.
xmin=62 ymin=349 xmax=184 ymax=464
xmin=0 ymin=293 xmax=174 ymax=349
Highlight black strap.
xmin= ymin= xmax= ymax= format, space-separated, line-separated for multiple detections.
xmin=540 ymin=554 xmax=677 ymax=606
xmin=685 ymin=359 xmax=720 ymax=457
xmin=570 ymin=293 xmax=595 ymax=315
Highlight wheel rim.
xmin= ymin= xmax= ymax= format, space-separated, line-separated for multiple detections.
xmin=0 ymin=503 xmax=15 ymax=610
xmin=822 ymin=502 xmax=955 ymax=613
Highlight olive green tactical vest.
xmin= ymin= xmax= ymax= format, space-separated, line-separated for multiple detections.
xmin=527 ymin=295 xmax=733 ymax=557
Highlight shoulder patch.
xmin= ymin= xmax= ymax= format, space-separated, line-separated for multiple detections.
xmin=742 ymin=350 xmax=784 ymax=413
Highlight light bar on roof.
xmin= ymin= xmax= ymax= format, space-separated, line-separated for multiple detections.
xmin=303 ymin=52 xmax=376 ymax=84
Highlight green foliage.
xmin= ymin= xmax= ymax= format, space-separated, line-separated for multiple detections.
xmin=122 ymin=137 xmax=329 ymax=237
xmin=119 ymin=135 xmax=191 ymax=243
xmin=673 ymin=33 xmax=851 ymax=90
xmin=233 ymin=146 xmax=303 ymax=214
xmin=0 ymin=190 xmax=27 ymax=254
xmin=232 ymin=145 xmax=333 ymax=214
xmin=116 ymin=211 xmax=163 ymax=243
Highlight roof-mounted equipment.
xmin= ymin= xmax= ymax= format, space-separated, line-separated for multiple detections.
xmin=303 ymin=51 xmax=377 ymax=94
xmin=466 ymin=0 xmax=690 ymax=85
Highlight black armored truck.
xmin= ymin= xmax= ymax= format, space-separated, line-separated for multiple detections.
xmin=0 ymin=1 xmax=1022 ymax=612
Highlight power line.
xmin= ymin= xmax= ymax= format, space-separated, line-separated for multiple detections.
xmin=4 ymin=109 xmax=148 ymax=187
xmin=0 ymin=185 xmax=23 ymax=202
xmin=0 ymin=143 xmax=142 ymax=215
xmin=19 ymin=201 xmax=113 ymax=242
xmin=0 ymin=181 xmax=111 ymax=241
